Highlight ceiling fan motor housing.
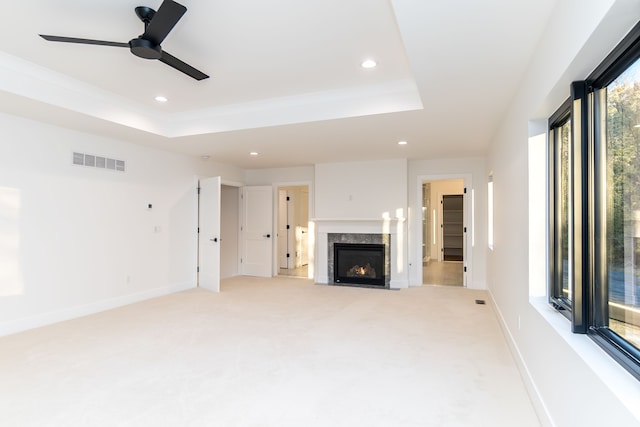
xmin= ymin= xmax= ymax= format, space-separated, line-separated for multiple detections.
xmin=129 ymin=37 xmax=162 ymax=59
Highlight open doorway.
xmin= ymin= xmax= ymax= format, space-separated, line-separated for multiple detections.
xmin=220 ymin=184 xmax=240 ymax=279
xmin=422 ymin=179 xmax=465 ymax=286
xmin=277 ymin=185 xmax=309 ymax=278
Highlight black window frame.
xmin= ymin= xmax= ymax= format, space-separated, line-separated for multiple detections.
xmin=549 ymin=20 xmax=640 ymax=380
xmin=548 ymin=98 xmax=572 ymax=319
xmin=585 ymin=22 xmax=640 ymax=379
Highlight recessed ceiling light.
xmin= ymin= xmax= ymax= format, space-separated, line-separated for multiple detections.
xmin=250 ymin=152 xmax=259 ymax=156
xmin=155 ymin=95 xmax=168 ymax=102
xmin=361 ymin=59 xmax=377 ymax=69
xmin=200 ymin=155 xmax=210 ymax=160
xmin=398 ymin=140 xmax=408 ymax=145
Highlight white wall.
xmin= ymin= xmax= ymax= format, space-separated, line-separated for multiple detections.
xmin=408 ymin=157 xmax=487 ymax=289
xmin=315 ymin=159 xmax=407 ymax=219
xmin=487 ymin=0 xmax=640 ymax=425
xmin=0 ymin=112 xmax=242 ymax=336
xmin=244 ymin=166 xmax=314 ymax=186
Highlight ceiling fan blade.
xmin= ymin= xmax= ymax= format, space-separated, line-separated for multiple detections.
xmin=39 ymin=34 xmax=129 ymax=48
xmin=159 ymin=51 xmax=209 ymax=80
xmin=143 ymin=0 xmax=187 ymax=45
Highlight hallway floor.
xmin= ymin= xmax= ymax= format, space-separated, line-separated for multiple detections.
xmin=423 ymin=260 xmax=464 ymax=286
xmin=279 ymin=264 xmax=309 ymax=278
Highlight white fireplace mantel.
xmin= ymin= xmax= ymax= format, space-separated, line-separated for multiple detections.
xmin=311 ymin=217 xmax=404 ymax=234
xmin=311 ymin=217 xmax=405 ymax=222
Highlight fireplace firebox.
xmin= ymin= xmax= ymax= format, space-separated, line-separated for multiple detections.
xmin=333 ymin=243 xmax=385 ymax=287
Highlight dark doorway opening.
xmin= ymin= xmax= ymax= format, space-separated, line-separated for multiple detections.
xmin=442 ymin=194 xmax=464 ymax=261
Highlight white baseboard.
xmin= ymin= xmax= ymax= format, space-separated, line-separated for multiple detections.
xmin=315 ymin=274 xmax=329 ymax=284
xmin=0 ymin=282 xmax=195 ymax=337
xmin=487 ymin=290 xmax=555 ymax=427
xmin=390 ymin=279 xmax=409 ymax=289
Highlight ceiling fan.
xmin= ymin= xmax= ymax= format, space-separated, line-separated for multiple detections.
xmin=39 ymin=0 xmax=209 ymax=81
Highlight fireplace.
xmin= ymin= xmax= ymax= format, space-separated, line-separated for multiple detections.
xmin=316 ymin=225 xmax=399 ymax=288
xmin=333 ymin=243 xmax=385 ymax=287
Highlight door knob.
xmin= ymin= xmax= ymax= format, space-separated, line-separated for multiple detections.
xmin=210 ymin=237 xmax=218 ymax=242
xmin=264 ymin=234 xmax=271 ymax=238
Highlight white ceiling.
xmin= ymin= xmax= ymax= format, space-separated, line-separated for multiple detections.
xmin=0 ymin=0 xmax=558 ymax=169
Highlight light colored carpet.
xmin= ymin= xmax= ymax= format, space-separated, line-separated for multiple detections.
xmin=0 ymin=276 xmax=539 ymax=426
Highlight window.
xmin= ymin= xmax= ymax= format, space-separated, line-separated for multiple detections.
xmin=488 ymin=174 xmax=494 ymax=250
xmin=549 ymin=100 xmax=572 ymax=317
xmin=603 ymin=59 xmax=640 ymax=349
xmin=592 ymin=55 xmax=640 ymax=372
xmin=549 ymin=21 xmax=640 ymax=380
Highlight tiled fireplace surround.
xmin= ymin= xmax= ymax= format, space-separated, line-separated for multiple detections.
xmin=313 ymin=218 xmax=407 ymax=289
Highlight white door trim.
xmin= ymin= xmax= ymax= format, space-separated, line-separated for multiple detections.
xmin=415 ymin=174 xmax=473 ymax=288
xmin=273 ymin=181 xmax=313 ymax=279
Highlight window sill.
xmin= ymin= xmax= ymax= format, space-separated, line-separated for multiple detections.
xmin=529 ymin=296 xmax=640 ymax=421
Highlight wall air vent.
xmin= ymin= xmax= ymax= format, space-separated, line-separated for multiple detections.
xmin=73 ymin=152 xmax=125 ymax=172
xmin=72 ymin=152 xmax=84 ymax=165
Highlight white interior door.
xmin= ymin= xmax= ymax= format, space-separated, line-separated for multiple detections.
xmin=298 ymin=188 xmax=309 ymax=266
xmin=242 ymin=186 xmax=273 ymax=277
xmin=286 ymin=191 xmax=295 ymax=268
xmin=297 ymin=226 xmax=309 ymax=266
xmin=199 ymin=176 xmax=221 ymax=292
xmin=278 ymin=190 xmax=288 ymax=269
